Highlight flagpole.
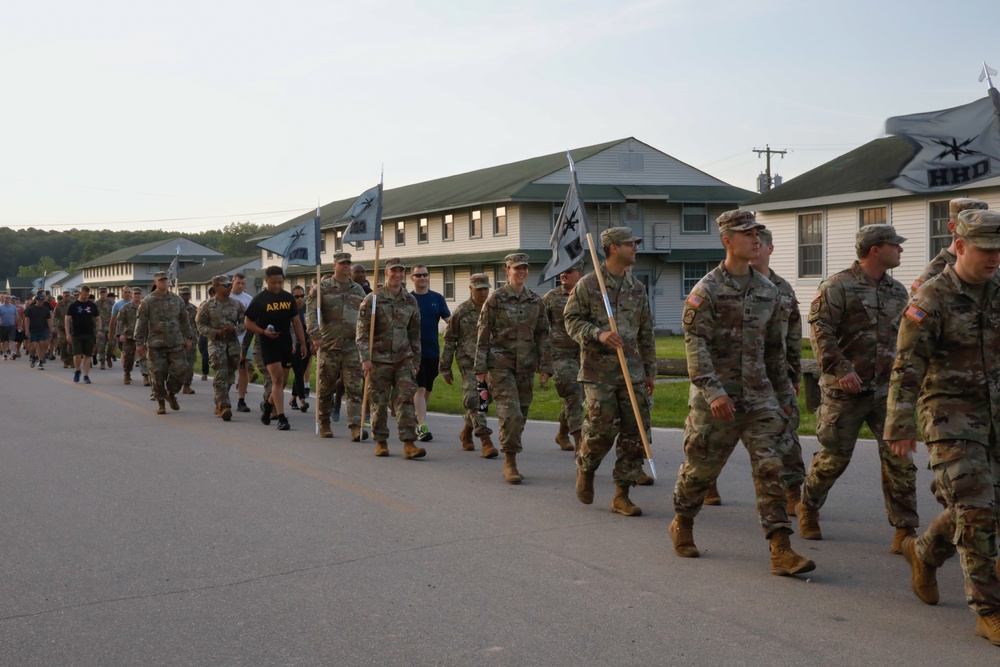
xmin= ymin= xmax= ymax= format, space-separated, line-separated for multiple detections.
xmin=315 ymin=205 xmax=322 ymax=436
xmin=360 ymin=238 xmax=380 ymax=430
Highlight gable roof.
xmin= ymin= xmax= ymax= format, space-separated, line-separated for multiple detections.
xmin=78 ymin=237 xmax=224 ymax=269
xmin=742 ymin=137 xmax=917 ymax=207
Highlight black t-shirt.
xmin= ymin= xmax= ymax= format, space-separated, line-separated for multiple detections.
xmin=68 ymin=300 xmax=100 ymax=336
xmin=244 ymin=289 xmax=297 ymax=346
xmin=24 ymin=302 xmax=52 ymax=333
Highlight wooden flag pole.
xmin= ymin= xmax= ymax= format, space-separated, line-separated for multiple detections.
xmin=360 ymin=238 xmax=381 ymax=427
xmin=584 ymin=232 xmax=656 ymax=479
xmin=314 ymin=261 xmax=322 ymax=436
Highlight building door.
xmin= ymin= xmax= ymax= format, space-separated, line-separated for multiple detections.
xmin=631 ymin=270 xmax=654 ymax=322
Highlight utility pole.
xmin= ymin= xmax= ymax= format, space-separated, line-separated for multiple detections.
xmin=753 ymin=145 xmax=787 ymax=192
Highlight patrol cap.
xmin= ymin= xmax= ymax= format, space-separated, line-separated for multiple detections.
xmin=470 ymin=273 xmax=491 ymax=289
xmin=178 ymin=285 xmax=191 ymax=294
xmin=385 ymin=257 xmax=406 ymax=270
xmin=505 ymin=253 xmax=530 ymax=267
xmin=211 ymin=275 xmax=232 ymax=287
xmin=856 ymin=224 xmax=906 ymax=251
xmin=955 ymin=209 xmax=1000 ymax=249
xmin=600 ymin=227 xmax=642 ymax=247
xmin=333 ymin=252 xmax=352 ymax=264
xmin=716 ymin=210 xmax=764 ymax=233
xmin=950 ymin=198 xmax=989 ymax=218
xmin=562 ymin=261 xmax=584 ymax=273
xmin=98 ymin=287 xmax=108 ymax=294
xmin=153 ymin=271 xmax=169 ymax=280
xmin=757 ymin=228 xmax=773 ymax=245
xmin=132 ymin=287 xmax=143 ymax=294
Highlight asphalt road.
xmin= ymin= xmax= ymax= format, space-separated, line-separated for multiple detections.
xmin=0 ymin=360 xmax=995 ymax=665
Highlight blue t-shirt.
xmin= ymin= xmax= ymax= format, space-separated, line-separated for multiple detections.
xmin=411 ymin=290 xmax=450 ymax=358
xmin=0 ymin=303 xmax=16 ymax=327
xmin=111 ymin=299 xmax=129 ymax=317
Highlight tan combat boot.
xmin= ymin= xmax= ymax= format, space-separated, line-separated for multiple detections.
xmin=123 ymin=372 xmax=131 ymax=385
xmin=459 ymin=424 xmax=475 ymax=451
xmin=575 ymin=468 xmax=595 ymax=504
xmin=182 ymin=384 xmax=195 ymax=395
xmin=214 ymin=405 xmax=221 ymax=417
xmin=351 ymin=427 xmax=369 ymax=442
xmin=480 ymin=437 xmax=498 ymax=459
xmin=142 ymin=375 xmax=150 ymax=386
xmin=503 ymin=452 xmax=522 ymax=484
xmin=403 ymin=441 xmax=426 ymax=460
xmin=637 ymin=470 xmax=654 ymax=486
xmin=319 ymin=421 xmax=333 ymax=438
xmin=976 ymin=612 xmax=1000 ymax=646
xmin=610 ymin=485 xmax=642 ymax=516
xmin=166 ymin=392 xmax=180 ymax=411
xmin=902 ymin=536 xmax=939 ymax=605
xmin=769 ymin=530 xmax=816 ymax=576
xmin=797 ymin=502 xmax=822 ymax=540
xmin=704 ymin=480 xmax=722 ymax=505
xmin=374 ymin=441 xmax=389 ymax=457
xmin=786 ymin=485 xmax=801 ymax=517
xmin=890 ymin=527 xmax=916 ymax=554
xmin=156 ymin=400 xmax=166 ymax=415
xmin=670 ymin=515 xmax=699 ymax=558
xmin=571 ymin=430 xmax=582 ymax=454
xmin=220 ymin=406 xmax=232 ymax=422
xmin=100 ymin=360 xmax=106 ymax=370
xmin=555 ymin=422 xmax=573 ymax=451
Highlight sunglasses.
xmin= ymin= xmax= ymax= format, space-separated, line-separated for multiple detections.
xmin=411 ymin=273 xmax=429 ymax=278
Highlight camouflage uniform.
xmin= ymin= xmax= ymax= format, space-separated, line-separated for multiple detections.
xmin=440 ymin=295 xmax=492 ymax=439
xmin=886 ymin=260 xmax=1000 ymax=616
xmin=181 ymin=296 xmax=198 ymax=388
xmin=196 ymin=293 xmax=246 ymax=410
xmin=910 ymin=199 xmax=988 ymax=295
xmin=307 ymin=275 xmax=366 ymax=432
xmin=769 ymin=267 xmax=804 ymax=489
xmin=96 ymin=296 xmax=114 ymax=363
xmin=115 ymin=300 xmax=149 ymax=379
xmin=134 ymin=290 xmax=196 ymax=401
xmin=674 ymin=260 xmax=795 ymax=536
xmin=542 ymin=282 xmax=583 ymax=437
xmin=356 ymin=283 xmax=421 ymax=445
xmin=53 ymin=297 xmax=72 ymax=365
xmin=474 ymin=272 xmax=552 ymax=455
xmin=803 ymin=259 xmax=918 ymax=530
xmin=564 ymin=262 xmax=655 ymax=486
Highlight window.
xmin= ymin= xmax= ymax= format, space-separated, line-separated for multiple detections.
xmin=859 ymin=206 xmax=887 ymax=227
xmin=494 ymin=265 xmax=506 ymax=289
xmin=355 ymin=240 xmax=365 ymax=251
xmin=625 ymin=201 xmax=642 ymax=222
xmin=443 ymin=214 xmax=454 ymax=241
xmin=196 ymin=285 xmax=202 ymax=301
xmin=494 ymin=206 xmax=507 ymax=236
xmin=682 ymin=203 xmax=708 ymax=233
xmin=682 ymin=263 xmax=708 ymax=296
xmin=396 ymin=220 xmax=405 ymax=246
xmin=443 ymin=267 xmax=455 ymax=300
xmin=320 ymin=233 xmax=326 ymax=254
xmin=335 ymin=230 xmax=343 ymax=253
xmin=929 ymin=201 xmax=950 ymax=256
xmin=266 ymin=251 xmax=273 ymax=260
xmin=470 ymin=210 xmax=482 ymax=238
xmin=418 ymin=217 xmax=428 ymax=244
xmin=798 ymin=212 xmax=824 ymax=277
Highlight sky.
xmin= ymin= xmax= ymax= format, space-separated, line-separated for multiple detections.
xmin=2 ymin=0 xmax=997 ymax=233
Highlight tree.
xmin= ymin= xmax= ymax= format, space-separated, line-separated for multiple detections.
xmin=17 ymin=256 xmax=62 ymax=277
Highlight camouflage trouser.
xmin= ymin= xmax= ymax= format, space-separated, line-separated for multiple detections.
xmin=781 ymin=403 xmax=805 ymax=489
xmin=458 ymin=366 xmax=491 ymax=437
xmin=487 ymin=370 xmax=533 ymax=454
xmin=366 ymin=360 xmax=417 ymax=443
xmin=96 ymin=329 xmax=109 ymax=361
xmin=57 ymin=330 xmax=73 ymax=364
xmin=552 ymin=353 xmax=583 ymax=435
xmin=915 ymin=440 xmax=1000 ymax=615
xmin=802 ymin=390 xmax=918 ymax=528
xmin=674 ymin=407 xmax=792 ymax=537
xmin=182 ymin=344 xmax=197 ymax=386
xmin=121 ymin=339 xmax=148 ymax=377
xmin=317 ymin=347 xmax=363 ymax=429
xmin=577 ymin=382 xmax=650 ymax=487
xmin=148 ymin=344 xmax=186 ymax=400
xmin=251 ymin=338 xmax=272 ymax=403
xmin=209 ymin=340 xmax=240 ymax=409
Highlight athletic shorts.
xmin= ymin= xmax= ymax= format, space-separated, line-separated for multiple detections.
xmin=0 ymin=325 xmax=15 ymax=342
xmin=73 ymin=334 xmax=96 ymax=357
xmin=259 ymin=337 xmax=294 ymax=369
xmin=29 ymin=329 xmax=51 ymax=343
xmin=416 ymin=356 xmax=440 ymax=391
xmin=15 ymin=330 xmax=25 ymax=343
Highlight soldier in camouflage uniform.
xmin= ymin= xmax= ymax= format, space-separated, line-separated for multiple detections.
xmin=886 ymin=208 xmax=1000 ymax=646
xmin=564 ymin=228 xmax=655 ymax=516
xmin=240 ymin=331 xmax=272 ymax=409
xmin=542 ymin=262 xmax=584 ymax=453
xmin=799 ymin=224 xmax=918 ymax=553
xmin=911 ymin=198 xmax=989 ymax=295
xmin=475 ymin=253 xmax=553 ymax=484
xmin=116 ymin=287 xmax=148 ymax=385
xmin=440 ymin=273 xmax=497 ymax=458
xmin=179 ymin=286 xmax=198 ymax=395
xmin=704 ymin=227 xmax=804 ymax=514
xmin=96 ymin=288 xmax=114 ymax=369
xmin=53 ymin=293 xmax=72 ymax=368
xmin=307 ymin=252 xmax=368 ymax=440
xmin=135 ymin=271 xmax=196 ymax=415
xmin=356 ymin=257 xmax=425 ymax=459
xmin=196 ymin=275 xmax=245 ymax=421
xmin=670 ymin=210 xmax=814 ymax=577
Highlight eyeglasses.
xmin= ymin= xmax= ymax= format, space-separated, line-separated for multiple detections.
xmin=617 ymin=241 xmax=639 ymax=248
xmin=411 ymin=273 xmax=429 ymax=278
xmin=294 ymin=295 xmax=305 ymax=299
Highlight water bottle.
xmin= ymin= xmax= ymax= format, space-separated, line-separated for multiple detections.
xmin=477 ymin=380 xmax=489 ymax=412
xmin=265 ymin=324 xmax=275 ymax=334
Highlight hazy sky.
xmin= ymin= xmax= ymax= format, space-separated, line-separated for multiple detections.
xmin=2 ymin=0 xmax=996 ymax=233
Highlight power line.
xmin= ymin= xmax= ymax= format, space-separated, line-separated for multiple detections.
xmin=2 ymin=207 xmax=310 ymax=229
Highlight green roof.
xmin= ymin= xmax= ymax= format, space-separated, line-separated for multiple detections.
xmin=513 ymin=183 xmax=752 ymax=203
xmin=6 ymin=277 xmax=38 ymax=288
xmin=79 ymin=238 xmax=224 ymax=269
xmin=285 ymin=249 xmax=555 ymax=276
xmin=742 ymin=137 xmax=917 ymax=206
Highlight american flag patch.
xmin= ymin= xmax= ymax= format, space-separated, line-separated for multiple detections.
xmin=905 ymin=305 xmax=927 ymax=323
xmin=686 ymin=294 xmax=703 ymax=308
xmin=911 ymin=279 xmax=922 ymax=291
xmin=812 ymin=291 xmax=821 ymax=302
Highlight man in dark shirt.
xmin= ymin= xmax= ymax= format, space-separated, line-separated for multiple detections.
xmin=65 ymin=285 xmax=102 ymax=383
xmin=24 ymin=295 xmax=52 ymax=369
xmin=409 ymin=264 xmax=450 ymax=442
xmin=243 ymin=266 xmax=306 ymax=431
